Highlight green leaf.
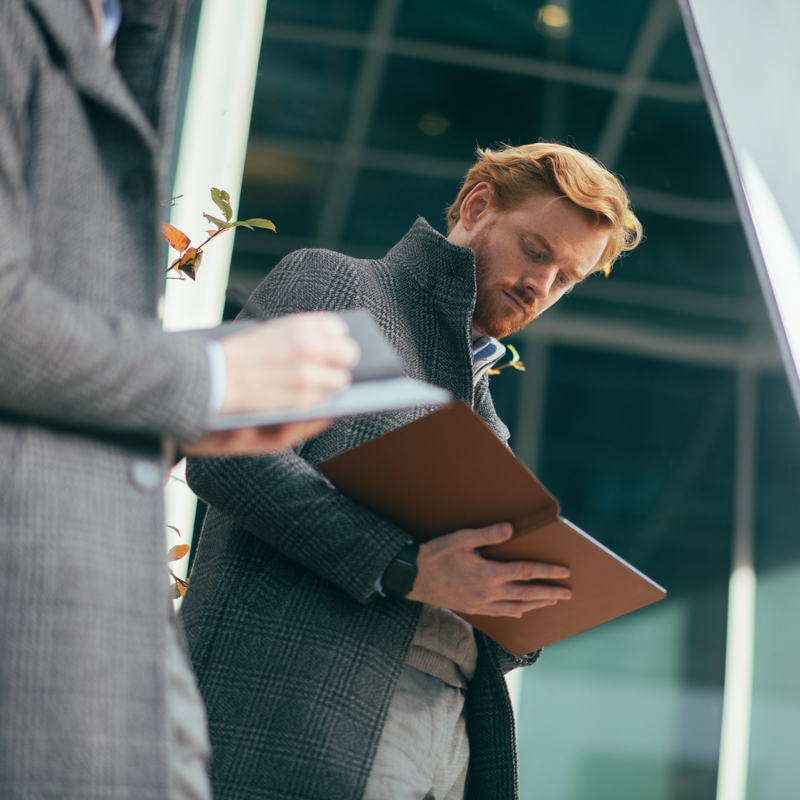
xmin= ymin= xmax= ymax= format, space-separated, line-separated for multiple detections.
xmin=203 ymin=213 xmax=232 ymax=230
xmin=241 ymin=218 xmax=276 ymax=232
xmin=230 ymin=221 xmax=253 ymax=230
xmin=210 ymin=187 xmax=233 ymax=222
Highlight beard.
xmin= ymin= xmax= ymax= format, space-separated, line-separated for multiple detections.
xmin=471 ymin=227 xmax=537 ymax=339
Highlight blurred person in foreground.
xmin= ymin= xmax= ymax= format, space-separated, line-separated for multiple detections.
xmin=0 ymin=2 xmax=358 ymax=800
xmin=181 ymin=142 xmax=643 ymax=800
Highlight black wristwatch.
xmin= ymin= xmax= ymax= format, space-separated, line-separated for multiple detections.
xmin=381 ymin=542 xmax=420 ymax=598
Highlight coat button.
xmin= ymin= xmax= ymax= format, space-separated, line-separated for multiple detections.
xmin=130 ymin=459 xmax=163 ymax=491
xmin=121 ymin=170 xmax=153 ymax=202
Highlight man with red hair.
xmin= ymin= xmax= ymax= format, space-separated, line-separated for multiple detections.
xmin=182 ymin=143 xmax=643 ymax=800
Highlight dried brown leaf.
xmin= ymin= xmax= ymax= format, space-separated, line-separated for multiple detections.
xmin=161 ymin=222 xmax=190 ymax=252
xmin=168 ymin=544 xmax=190 ymax=562
xmin=174 ymin=247 xmax=203 ymax=281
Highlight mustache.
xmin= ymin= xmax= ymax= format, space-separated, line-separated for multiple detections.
xmin=505 ymin=284 xmax=536 ymax=312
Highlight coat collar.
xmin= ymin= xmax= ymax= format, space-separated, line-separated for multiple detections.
xmin=25 ymin=0 xmax=160 ymax=156
xmin=382 ymin=217 xmax=478 ymax=406
xmin=383 ymin=217 xmax=478 ymax=307
xmin=385 ymin=219 xmax=510 ymax=442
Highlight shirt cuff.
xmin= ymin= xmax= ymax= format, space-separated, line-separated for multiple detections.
xmin=205 ymin=339 xmax=229 ymax=418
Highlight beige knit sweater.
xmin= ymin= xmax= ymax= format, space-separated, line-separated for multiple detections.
xmin=405 ymin=605 xmax=478 ymax=688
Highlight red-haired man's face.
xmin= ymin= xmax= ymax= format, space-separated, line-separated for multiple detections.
xmin=450 ymin=187 xmax=609 ymax=339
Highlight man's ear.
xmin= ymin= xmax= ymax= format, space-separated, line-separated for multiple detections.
xmin=459 ymin=182 xmax=494 ymax=232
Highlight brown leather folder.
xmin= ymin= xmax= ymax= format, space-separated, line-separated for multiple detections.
xmin=318 ymin=401 xmax=666 ymax=656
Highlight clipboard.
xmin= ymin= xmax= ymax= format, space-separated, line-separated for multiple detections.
xmin=318 ymin=401 xmax=666 ymax=656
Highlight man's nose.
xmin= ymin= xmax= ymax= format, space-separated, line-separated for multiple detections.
xmin=523 ymin=267 xmax=558 ymax=299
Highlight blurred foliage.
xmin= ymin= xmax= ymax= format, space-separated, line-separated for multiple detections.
xmin=488 ymin=344 xmax=526 ymax=375
xmin=167 ymin=526 xmax=190 ymax=599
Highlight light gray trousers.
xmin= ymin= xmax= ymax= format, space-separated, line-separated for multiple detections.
xmin=165 ymin=621 xmax=213 ymax=800
xmin=364 ymin=665 xmax=470 ymax=800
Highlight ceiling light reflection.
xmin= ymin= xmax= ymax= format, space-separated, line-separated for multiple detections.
xmin=535 ymin=4 xmax=572 ymax=38
xmin=417 ymin=112 xmax=451 ymax=136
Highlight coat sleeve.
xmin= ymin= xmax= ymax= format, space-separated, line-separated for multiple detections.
xmin=186 ymin=249 xmax=413 ymax=604
xmin=0 ymin=7 xmax=210 ymax=443
xmin=490 ymin=640 xmax=542 ymax=675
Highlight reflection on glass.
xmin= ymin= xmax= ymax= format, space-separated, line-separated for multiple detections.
xmin=517 ymin=601 xmax=721 ymax=800
xmin=748 ymin=566 xmax=800 ymax=798
xmin=747 ymin=373 xmax=800 ymax=799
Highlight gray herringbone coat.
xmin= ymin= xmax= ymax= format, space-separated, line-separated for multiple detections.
xmin=182 ymin=219 xmax=539 ymax=800
xmin=0 ymin=2 xmax=211 ymax=798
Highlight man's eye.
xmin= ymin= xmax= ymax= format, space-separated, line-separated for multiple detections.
xmin=557 ymin=274 xmax=569 ymax=285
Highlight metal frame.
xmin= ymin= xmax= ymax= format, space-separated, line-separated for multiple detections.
xmin=676 ymin=0 xmax=800 ymax=419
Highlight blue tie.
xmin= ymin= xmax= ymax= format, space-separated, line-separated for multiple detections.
xmin=99 ymin=0 xmax=122 ymax=48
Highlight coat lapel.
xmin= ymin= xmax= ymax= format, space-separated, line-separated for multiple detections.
xmin=474 ymin=374 xmax=511 ymax=443
xmin=25 ymin=0 xmax=160 ymax=157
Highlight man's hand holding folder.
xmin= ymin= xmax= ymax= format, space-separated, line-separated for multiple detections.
xmin=408 ymin=522 xmax=572 ymax=618
xmin=319 ymin=402 xmax=666 ymax=656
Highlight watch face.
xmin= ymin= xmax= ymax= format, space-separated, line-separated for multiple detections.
xmin=383 ymin=560 xmax=417 ymax=597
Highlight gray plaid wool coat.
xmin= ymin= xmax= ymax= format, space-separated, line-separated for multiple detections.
xmin=0 ymin=2 xmax=211 ymax=798
xmin=182 ymin=219 xmax=540 ymax=800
